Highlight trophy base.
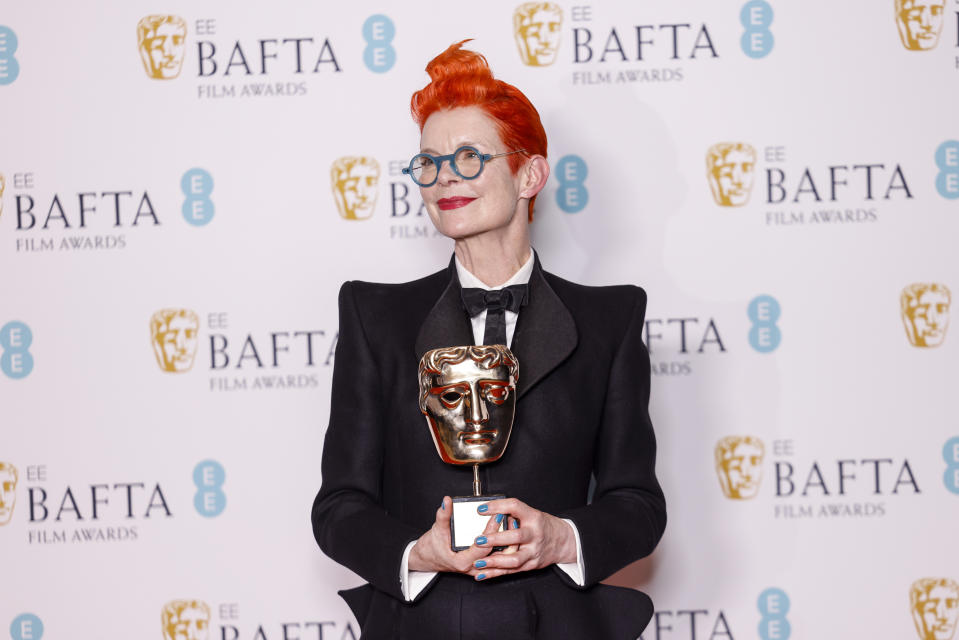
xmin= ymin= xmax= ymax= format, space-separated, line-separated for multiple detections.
xmin=450 ymin=494 xmax=506 ymax=552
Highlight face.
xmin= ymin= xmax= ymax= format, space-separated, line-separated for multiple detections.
xmin=718 ymin=441 xmax=763 ymax=499
xmin=897 ymin=0 xmax=946 ymax=50
xmin=515 ymin=5 xmax=563 ymax=66
xmin=914 ymin=585 xmax=959 ymax=640
xmin=152 ymin=311 xmax=199 ymax=372
xmin=0 ymin=467 xmax=16 ymax=525
xmin=418 ymin=107 xmax=527 ymax=241
xmin=332 ymin=160 xmax=380 ymax=220
xmin=423 ymin=358 xmax=516 ymax=465
xmin=906 ymin=290 xmax=950 ymax=347
xmin=140 ymin=19 xmax=187 ymax=79
xmin=164 ymin=606 xmax=210 ymax=640
xmin=708 ymin=146 xmax=756 ymax=206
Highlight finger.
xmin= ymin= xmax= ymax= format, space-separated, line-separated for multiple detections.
xmin=482 ymin=497 xmax=532 ymax=518
xmin=473 ymin=547 xmax=532 ymax=571
xmin=501 ymin=516 xmax=520 ymax=554
xmin=435 ymin=496 xmax=452 ymax=525
xmin=473 ymin=527 xmax=524 ymax=550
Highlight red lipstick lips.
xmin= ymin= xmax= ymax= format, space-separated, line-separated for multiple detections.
xmin=437 ymin=197 xmax=476 ymax=211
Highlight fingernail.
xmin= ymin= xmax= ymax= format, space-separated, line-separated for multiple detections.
xmin=475 ymin=536 xmax=487 ymax=546
xmin=476 ymin=573 xmax=487 ymax=581
xmin=512 ymin=520 xmax=519 ymax=529
xmin=440 ymin=500 xmax=445 ymax=510
xmin=495 ymin=513 xmax=504 ymax=524
xmin=477 ymin=504 xmax=488 ymax=513
xmin=474 ymin=560 xmax=487 ymax=568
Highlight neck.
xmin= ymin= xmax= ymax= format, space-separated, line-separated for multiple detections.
xmin=454 ymin=224 xmax=531 ymax=288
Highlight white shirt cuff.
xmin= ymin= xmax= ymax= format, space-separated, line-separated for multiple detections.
xmin=555 ymin=518 xmax=586 ymax=586
xmin=400 ymin=540 xmax=437 ymax=601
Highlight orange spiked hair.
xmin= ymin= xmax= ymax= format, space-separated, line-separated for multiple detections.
xmin=411 ymin=40 xmax=548 ymax=222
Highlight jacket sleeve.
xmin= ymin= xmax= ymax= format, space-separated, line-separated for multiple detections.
xmin=311 ymin=281 xmax=426 ymax=601
xmin=557 ymin=287 xmax=667 ymax=586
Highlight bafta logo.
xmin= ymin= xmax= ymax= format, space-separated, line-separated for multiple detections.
xmin=896 ymin=0 xmax=946 ymax=51
xmin=151 ymin=309 xmax=200 ymax=373
xmin=911 ymin=579 xmax=959 ymax=640
xmin=707 ymin=143 xmax=757 ymax=207
xmin=902 ymin=283 xmax=951 ymax=348
xmin=715 ymin=436 xmax=764 ymax=500
xmin=331 ymin=156 xmax=380 ymax=220
xmin=138 ymin=15 xmax=187 ymax=79
xmin=0 ymin=461 xmax=17 ymax=526
xmin=514 ymin=2 xmax=563 ymax=67
xmin=162 ymin=600 xmax=211 ymax=640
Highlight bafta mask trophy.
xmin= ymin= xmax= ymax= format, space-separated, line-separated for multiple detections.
xmin=418 ymin=345 xmax=518 ymax=550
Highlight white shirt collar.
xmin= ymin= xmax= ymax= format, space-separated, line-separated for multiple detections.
xmin=455 ymin=250 xmax=535 ymax=291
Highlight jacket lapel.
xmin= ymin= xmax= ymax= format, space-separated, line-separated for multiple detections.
xmin=413 ymin=254 xmax=578 ymax=400
xmin=414 ymin=259 xmax=474 ymax=359
xmin=512 ymin=256 xmax=577 ymax=399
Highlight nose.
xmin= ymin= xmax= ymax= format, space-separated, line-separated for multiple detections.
xmin=919 ymin=7 xmax=932 ymax=28
xmin=436 ymin=158 xmax=460 ymax=186
xmin=162 ymin=37 xmax=174 ymax=57
xmin=465 ymin=384 xmax=489 ymax=426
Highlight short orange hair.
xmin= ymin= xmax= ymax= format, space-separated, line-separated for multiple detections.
xmin=411 ymin=40 xmax=548 ymax=221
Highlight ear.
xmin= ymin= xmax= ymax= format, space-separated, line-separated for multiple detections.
xmin=518 ymin=155 xmax=550 ymax=200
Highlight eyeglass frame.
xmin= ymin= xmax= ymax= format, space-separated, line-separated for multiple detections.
xmin=401 ymin=146 xmax=528 ymax=187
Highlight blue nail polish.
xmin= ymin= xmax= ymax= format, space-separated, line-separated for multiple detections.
xmin=495 ymin=513 xmax=504 ymax=524
xmin=440 ymin=500 xmax=445 ymax=510
xmin=475 ymin=536 xmax=487 ymax=546
xmin=512 ymin=520 xmax=519 ymax=529
xmin=474 ymin=560 xmax=487 ymax=568
xmin=477 ymin=504 xmax=488 ymax=513
xmin=476 ymin=573 xmax=487 ymax=581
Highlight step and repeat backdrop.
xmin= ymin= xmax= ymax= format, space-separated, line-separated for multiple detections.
xmin=2 ymin=1 xmax=958 ymax=638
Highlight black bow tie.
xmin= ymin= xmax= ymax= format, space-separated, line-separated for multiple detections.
xmin=460 ymin=284 xmax=529 ymax=346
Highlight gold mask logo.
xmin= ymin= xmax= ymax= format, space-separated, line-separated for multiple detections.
xmin=514 ymin=2 xmax=563 ymax=67
xmin=0 ymin=461 xmax=17 ymax=526
xmin=707 ymin=143 xmax=757 ymax=207
xmin=715 ymin=436 xmax=765 ymax=500
xmin=138 ymin=15 xmax=187 ymax=79
xmin=896 ymin=0 xmax=946 ymax=51
xmin=162 ymin=600 xmax=211 ymax=640
xmin=911 ymin=578 xmax=959 ymax=640
xmin=902 ymin=283 xmax=951 ymax=348
xmin=151 ymin=309 xmax=200 ymax=373
xmin=331 ymin=156 xmax=380 ymax=220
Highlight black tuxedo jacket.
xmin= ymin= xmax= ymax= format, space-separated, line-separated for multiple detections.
xmin=312 ymin=256 xmax=666 ymax=640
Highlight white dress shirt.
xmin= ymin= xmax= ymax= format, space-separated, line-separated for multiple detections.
xmin=399 ymin=252 xmax=586 ymax=600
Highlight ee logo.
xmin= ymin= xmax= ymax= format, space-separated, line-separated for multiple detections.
xmin=748 ymin=295 xmax=781 ymax=353
xmin=758 ymin=588 xmax=791 ymax=639
xmin=944 ymin=437 xmax=959 ymax=495
xmin=0 ymin=26 xmax=20 ymax=85
xmin=193 ymin=459 xmax=226 ymax=517
xmin=10 ymin=614 xmax=44 ymax=640
xmin=740 ymin=0 xmax=774 ymax=59
xmin=181 ymin=168 xmax=214 ymax=226
xmin=935 ymin=140 xmax=959 ymax=199
xmin=362 ymin=15 xmax=396 ymax=73
xmin=555 ymin=155 xmax=588 ymax=213
xmin=1 ymin=321 xmax=34 ymax=379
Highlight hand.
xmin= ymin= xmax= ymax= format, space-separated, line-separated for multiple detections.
xmin=408 ymin=496 xmax=502 ymax=574
xmin=466 ymin=497 xmax=577 ymax=581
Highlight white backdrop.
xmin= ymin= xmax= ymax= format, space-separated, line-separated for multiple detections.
xmin=2 ymin=1 xmax=958 ymax=639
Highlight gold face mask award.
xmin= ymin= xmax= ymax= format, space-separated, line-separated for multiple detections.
xmin=418 ymin=345 xmax=518 ymax=550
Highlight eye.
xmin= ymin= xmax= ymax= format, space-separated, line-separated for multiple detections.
xmin=439 ymin=390 xmax=465 ymax=408
xmin=483 ymin=385 xmax=509 ymax=405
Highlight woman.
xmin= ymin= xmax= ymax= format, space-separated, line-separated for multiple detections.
xmin=312 ymin=41 xmax=665 ymax=639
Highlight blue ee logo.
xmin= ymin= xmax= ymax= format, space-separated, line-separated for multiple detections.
xmin=181 ymin=168 xmax=214 ymax=226
xmin=944 ymin=437 xmax=959 ymax=495
xmin=0 ymin=26 xmax=21 ymax=85
xmin=758 ymin=588 xmax=791 ymax=640
xmin=1 ymin=321 xmax=34 ymax=379
xmin=10 ymin=614 xmax=44 ymax=640
xmin=740 ymin=1 xmax=774 ymax=59
xmin=555 ymin=155 xmax=588 ymax=213
xmin=193 ymin=459 xmax=226 ymax=517
xmin=748 ymin=295 xmax=781 ymax=353
xmin=362 ymin=15 xmax=396 ymax=73
xmin=935 ymin=140 xmax=959 ymax=199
